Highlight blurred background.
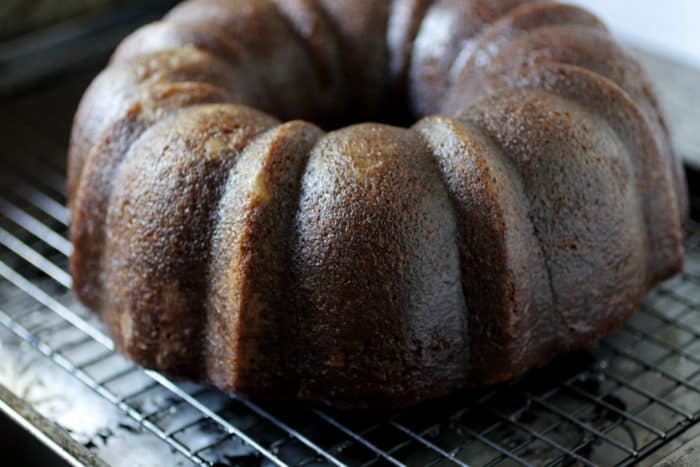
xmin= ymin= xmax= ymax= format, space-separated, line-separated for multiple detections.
xmin=571 ymin=0 xmax=700 ymax=68
xmin=0 ymin=0 xmax=177 ymax=92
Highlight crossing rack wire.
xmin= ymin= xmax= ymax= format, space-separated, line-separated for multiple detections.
xmin=3 ymin=59 xmax=700 ymax=467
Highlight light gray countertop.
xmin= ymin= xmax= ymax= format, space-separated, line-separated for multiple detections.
xmin=634 ymin=48 xmax=700 ymax=169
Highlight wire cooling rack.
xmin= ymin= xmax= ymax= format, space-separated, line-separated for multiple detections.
xmin=3 ymin=70 xmax=700 ymax=467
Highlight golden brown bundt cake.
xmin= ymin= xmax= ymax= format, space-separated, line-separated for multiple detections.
xmin=68 ymin=0 xmax=687 ymax=407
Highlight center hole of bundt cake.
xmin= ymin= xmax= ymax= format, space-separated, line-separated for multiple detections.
xmin=313 ymin=97 xmax=418 ymax=131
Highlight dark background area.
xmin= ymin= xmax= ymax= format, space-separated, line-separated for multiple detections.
xmin=0 ymin=411 xmax=71 ymax=467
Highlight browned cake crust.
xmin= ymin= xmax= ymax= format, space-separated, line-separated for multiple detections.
xmin=68 ymin=0 xmax=687 ymax=407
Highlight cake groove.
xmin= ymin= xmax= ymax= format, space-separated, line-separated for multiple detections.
xmin=464 ymin=86 xmax=649 ymax=346
xmin=101 ymin=104 xmax=277 ymax=376
xmin=67 ymin=48 xmax=245 ymax=201
xmin=205 ymin=120 xmax=323 ymax=397
xmin=270 ymin=0 xmax=344 ymax=94
xmin=70 ymin=82 xmax=236 ymax=309
xmin=485 ymin=64 xmax=682 ymax=282
xmin=413 ymin=116 xmax=559 ymax=383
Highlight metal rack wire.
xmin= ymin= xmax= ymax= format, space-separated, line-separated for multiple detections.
xmin=3 ymin=73 xmax=700 ymax=466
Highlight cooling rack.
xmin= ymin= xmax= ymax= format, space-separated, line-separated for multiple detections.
xmin=3 ymin=66 xmax=700 ymax=467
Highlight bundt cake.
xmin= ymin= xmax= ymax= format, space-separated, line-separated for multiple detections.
xmin=68 ymin=0 xmax=688 ymax=407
